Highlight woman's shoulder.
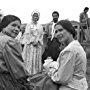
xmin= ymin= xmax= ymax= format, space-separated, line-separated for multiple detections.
xmin=60 ymin=41 xmax=78 ymax=54
xmin=7 ymin=39 xmax=19 ymax=46
xmin=0 ymin=33 xmax=11 ymax=47
xmin=0 ymin=33 xmax=19 ymax=48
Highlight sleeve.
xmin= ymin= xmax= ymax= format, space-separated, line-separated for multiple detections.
xmin=3 ymin=39 xmax=29 ymax=80
xmin=51 ymin=51 xmax=75 ymax=85
xmin=38 ymin=25 xmax=44 ymax=45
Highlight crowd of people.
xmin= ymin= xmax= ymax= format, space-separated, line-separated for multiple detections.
xmin=0 ymin=7 xmax=89 ymax=90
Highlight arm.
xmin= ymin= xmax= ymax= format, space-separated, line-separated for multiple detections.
xmin=51 ymin=51 xmax=75 ymax=85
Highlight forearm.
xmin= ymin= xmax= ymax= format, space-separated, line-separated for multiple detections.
xmin=51 ymin=51 xmax=75 ymax=84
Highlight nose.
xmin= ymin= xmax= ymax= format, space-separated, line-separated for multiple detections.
xmin=15 ymin=26 xmax=20 ymax=31
xmin=14 ymin=27 xmax=20 ymax=34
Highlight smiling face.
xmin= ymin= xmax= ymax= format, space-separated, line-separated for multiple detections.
xmin=3 ymin=20 xmax=21 ymax=38
xmin=52 ymin=13 xmax=59 ymax=23
xmin=32 ymin=13 xmax=39 ymax=23
xmin=54 ymin=24 xmax=72 ymax=43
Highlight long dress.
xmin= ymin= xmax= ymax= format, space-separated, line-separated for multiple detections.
xmin=0 ymin=32 xmax=30 ymax=90
xmin=22 ymin=22 xmax=43 ymax=75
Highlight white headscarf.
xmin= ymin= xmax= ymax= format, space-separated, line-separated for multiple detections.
xmin=31 ymin=10 xmax=40 ymax=17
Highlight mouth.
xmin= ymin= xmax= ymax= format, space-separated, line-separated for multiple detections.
xmin=12 ymin=31 xmax=19 ymax=36
xmin=56 ymin=34 xmax=64 ymax=42
xmin=57 ymin=34 xmax=63 ymax=39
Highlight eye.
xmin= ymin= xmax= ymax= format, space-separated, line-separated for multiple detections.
xmin=12 ymin=24 xmax=17 ymax=27
xmin=55 ymin=30 xmax=58 ymax=33
xmin=55 ymin=29 xmax=63 ymax=33
xmin=12 ymin=24 xmax=20 ymax=29
xmin=58 ymin=29 xmax=63 ymax=31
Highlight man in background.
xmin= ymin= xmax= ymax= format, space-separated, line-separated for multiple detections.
xmin=45 ymin=11 xmax=59 ymax=41
xmin=79 ymin=7 xmax=89 ymax=43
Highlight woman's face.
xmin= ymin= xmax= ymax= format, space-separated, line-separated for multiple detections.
xmin=3 ymin=20 xmax=21 ymax=38
xmin=32 ymin=13 xmax=39 ymax=22
xmin=55 ymin=24 xmax=71 ymax=43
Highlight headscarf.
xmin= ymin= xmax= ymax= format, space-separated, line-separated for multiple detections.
xmin=0 ymin=15 xmax=21 ymax=32
xmin=55 ymin=20 xmax=77 ymax=38
xmin=31 ymin=10 xmax=40 ymax=17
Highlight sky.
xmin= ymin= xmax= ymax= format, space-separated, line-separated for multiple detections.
xmin=0 ymin=0 xmax=90 ymax=24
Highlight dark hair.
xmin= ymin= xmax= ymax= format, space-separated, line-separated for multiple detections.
xmin=84 ymin=7 xmax=89 ymax=11
xmin=0 ymin=15 xmax=21 ymax=32
xmin=55 ymin=20 xmax=77 ymax=38
xmin=52 ymin=11 xmax=59 ymax=17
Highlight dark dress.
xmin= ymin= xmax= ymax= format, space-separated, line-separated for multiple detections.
xmin=42 ymin=38 xmax=63 ymax=63
xmin=0 ymin=33 xmax=30 ymax=90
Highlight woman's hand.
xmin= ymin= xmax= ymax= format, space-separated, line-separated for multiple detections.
xmin=47 ymin=68 xmax=56 ymax=77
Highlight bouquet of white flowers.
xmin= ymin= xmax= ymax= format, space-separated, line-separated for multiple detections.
xmin=43 ymin=57 xmax=59 ymax=76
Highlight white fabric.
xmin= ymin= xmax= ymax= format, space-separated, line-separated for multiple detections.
xmin=68 ymin=77 xmax=88 ymax=90
xmin=43 ymin=57 xmax=59 ymax=76
xmin=51 ymin=22 xmax=56 ymax=41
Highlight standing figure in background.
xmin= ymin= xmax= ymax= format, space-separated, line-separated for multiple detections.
xmin=79 ymin=7 xmax=89 ymax=43
xmin=45 ymin=11 xmax=59 ymax=42
xmin=22 ymin=11 xmax=44 ymax=75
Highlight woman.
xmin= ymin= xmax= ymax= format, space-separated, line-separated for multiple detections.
xmin=30 ymin=20 xmax=88 ymax=90
xmin=0 ymin=15 xmax=30 ymax=90
xmin=47 ymin=20 xmax=88 ymax=90
xmin=22 ymin=11 xmax=44 ymax=75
